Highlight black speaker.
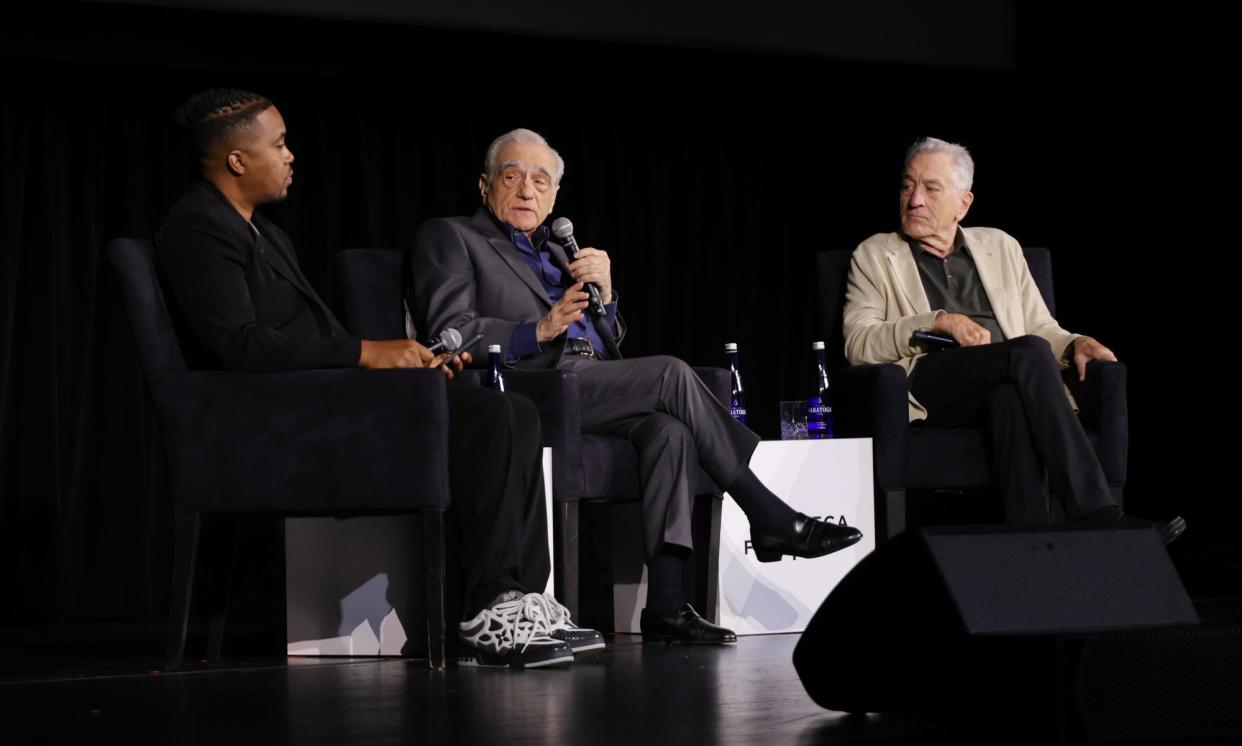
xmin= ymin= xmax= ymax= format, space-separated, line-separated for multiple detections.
xmin=793 ymin=524 xmax=1241 ymax=743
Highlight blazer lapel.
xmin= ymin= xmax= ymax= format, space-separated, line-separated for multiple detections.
xmin=255 ymin=227 xmax=306 ymax=292
xmin=962 ymin=231 xmax=1015 ymax=339
xmin=197 ymin=181 xmax=347 ymax=336
xmin=470 ymin=209 xmax=553 ymax=307
xmin=546 ymin=241 xmax=573 ymax=276
xmin=255 ymin=215 xmax=348 ymax=336
xmin=200 ymin=182 xmax=314 ymax=298
xmin=884 ymin=235 xmax=932 ymax=316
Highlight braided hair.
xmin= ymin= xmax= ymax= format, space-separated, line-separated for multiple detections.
xmin=174 ymin=88 xmax=273 ymax=158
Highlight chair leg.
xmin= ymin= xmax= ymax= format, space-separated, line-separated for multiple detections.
xmin=421 ymin=511 xmax=446 ymax=671
xmin=166 ymin=513 xmax=201 ymax=672
xmin=206 ymin=518 xmax=240 ymax=661
xmin=702 ymin=497 xmax=722 ymax=623
xmin=881 ymin=488 xmax=907 ymax=540
xmin=554 ymin=501 xmax=580 ymax=621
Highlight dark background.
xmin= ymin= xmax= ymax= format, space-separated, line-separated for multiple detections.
xmin=1 ymin=1 xmax=1236 ymax=634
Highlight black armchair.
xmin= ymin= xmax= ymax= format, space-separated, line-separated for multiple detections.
xmin=816 ymin=246 xmax=1128 ymax=539
xmin=337 ymin=248 xmax=729 ymax=623
xmin=108 ymin=238 xmax=452 ymax=670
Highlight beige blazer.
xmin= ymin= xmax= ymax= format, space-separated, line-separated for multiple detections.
xmin=842 ymin=227 xmax=1078 ymax=421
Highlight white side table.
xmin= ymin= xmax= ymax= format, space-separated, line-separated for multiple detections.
xmin=614 ymin=438 xmax=874 ymax=635
xmin=718 ymin=438 xmax=874 ymax=635
xmin=285 ymin=448 xmax=554 ymax=656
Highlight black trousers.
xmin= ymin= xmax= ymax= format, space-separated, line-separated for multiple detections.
xmin=908 ymin=336 xmax=1116 ymax=522
xmin=446 ymin=385 xmax=549 ymax=618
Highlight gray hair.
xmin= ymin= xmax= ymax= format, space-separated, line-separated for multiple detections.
xmin=483 ymin=128 xmax=565 ymax=185
xmin=905 ymin=137 xmax=974 ymax=192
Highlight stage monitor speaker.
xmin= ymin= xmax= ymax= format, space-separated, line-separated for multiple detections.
xmin=792 ymin=524 xmax=1229 ymax=743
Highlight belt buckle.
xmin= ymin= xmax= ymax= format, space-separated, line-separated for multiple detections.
xmin=568 ymin=337 xmax=595 ymax=358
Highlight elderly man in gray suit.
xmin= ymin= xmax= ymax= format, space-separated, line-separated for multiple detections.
xmin=411 ymin=128 xmax=862 ymax=645
xmin=844 ymin=136 xmax=1184 ymax=541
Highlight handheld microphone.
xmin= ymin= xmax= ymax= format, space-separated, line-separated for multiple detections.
xmin=550 ymin=217 xmax=607 ymax=318
xmin=428 ymin=327 xmax=463 ymax=354
xmin=911 ymin=330 xmax=959 ymax=349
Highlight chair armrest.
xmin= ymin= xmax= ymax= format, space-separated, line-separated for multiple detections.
xmin=501 ymin=370 xmax=583 ymax=448
xmin=151 ymin=368 xmax=450 ymax=515
xmin=692 ymin=366 xmax=731 ymax=405
xmin=1064 ymin=360 xmax=1128 ymax=488
xmin=456 ymin=369 xmax=485 ymax=387
xmin=834 ymin=363 xmax=911 ymax=492
xmin=501 ymin=369 xmax=585 ymax=502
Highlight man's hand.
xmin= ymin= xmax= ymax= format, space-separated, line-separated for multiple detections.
xmin=932 ymin=312 xmax=991 ymax=347
xmin=1070 ymin=335 xmax=1117 ymax=381
xmin=359 ymin=340 xmax=471 ymax=380
xmin=430 ymin=350 xmax=472 ymax=378
xmin=567 ymin=247 xmax=612 ymax=304
xmin=536 ymin=282 xmax=589 ymax=343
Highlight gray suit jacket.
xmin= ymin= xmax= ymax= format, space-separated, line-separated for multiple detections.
xmin=410 ymin=208 xmax=626 ymax=368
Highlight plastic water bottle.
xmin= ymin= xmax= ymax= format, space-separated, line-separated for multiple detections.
xmin=725 ymin=342 xmax=747 ymax=426
xmin=807 ymin=341 xmax=833 ymax=439
xmin=487 ymin=344 xmax=506 ymax=392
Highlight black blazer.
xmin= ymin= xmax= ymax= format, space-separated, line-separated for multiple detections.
xmin=156 ymin=181 xmax=359 ymax=371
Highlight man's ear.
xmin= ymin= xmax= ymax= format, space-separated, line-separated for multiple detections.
xmin=226 ymin=149 xmax=246 ymax=177
xmin=956 ymin=190 xmax=974 ymax=222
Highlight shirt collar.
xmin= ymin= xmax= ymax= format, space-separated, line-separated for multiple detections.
xmin=902 ymin=227 xmax=969 ymax=260
xmin=486 ymin=208 xmax=550 ymax=251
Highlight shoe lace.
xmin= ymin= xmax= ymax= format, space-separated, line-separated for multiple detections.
xmin=489 ymin=595 xmax=555 ymax=654
xmin=526 ymin=592 xmax=571 ymax=628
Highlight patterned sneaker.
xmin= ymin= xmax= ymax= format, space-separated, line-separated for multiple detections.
xmin=457 ymin=590 xmax=574 ymax=669
xmin=525 ymin=592 xmax=606 ymax=654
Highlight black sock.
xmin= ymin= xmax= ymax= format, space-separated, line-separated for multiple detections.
xmin=646 ymin=549 xmax=688 ymax=617
xmin=725 ymin=468 xmax=799 ymax=537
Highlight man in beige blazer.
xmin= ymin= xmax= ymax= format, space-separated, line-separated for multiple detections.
xmin=844 ymin=137 xmax=1183 ymax=541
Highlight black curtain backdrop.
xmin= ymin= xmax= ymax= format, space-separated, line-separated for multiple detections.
xmin=1 ymin=2 xmax=1236 ymax=627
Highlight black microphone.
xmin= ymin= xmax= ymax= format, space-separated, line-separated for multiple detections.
xmin=550 ymin=217 xmax=607 ymax=318
xmin=911 ymin=330 xmax=958 ymax=349
xmin=427 ymin=327 xmax=463 ymax=354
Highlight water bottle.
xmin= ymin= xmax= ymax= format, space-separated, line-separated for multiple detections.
xmin=487 ymin=344 xmax=506 ymax=392
xmin=725 ymin=342 xmax=747 ymax=426
xmin=807 ymin=341 xmax=833 ymax=439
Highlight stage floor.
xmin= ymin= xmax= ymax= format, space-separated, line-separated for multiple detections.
xmin=2 ymin=594 xmax=1239 ymax=745
xmin=0 ymin=585 xmax=1237 ymax=744
xmin=0 ymin=631 xmax=963 ymax=745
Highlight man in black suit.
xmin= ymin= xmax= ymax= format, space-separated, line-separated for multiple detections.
xmin=156 ymin=89 xmax=599 ymax=669
xmin=411 ymin=128 xmax=864 ymax=644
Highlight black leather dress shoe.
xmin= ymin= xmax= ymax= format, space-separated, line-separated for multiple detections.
xmin=749 ymin=512 xmax=862 ymax=563
xmin=1123 ymin=513 xmax=1187 ymax=545
xmin=1093 ymin=510 xmax=1188 ymax=545
xmin=640 ymin=604 xmax=737 ymax=645
xmin=1158 ymin=515 xmax=1188 ymax=545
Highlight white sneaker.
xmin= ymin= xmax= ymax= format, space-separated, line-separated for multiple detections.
xmin=525 ymin=592 xmax=606 ymax=654
xmin=457 ymin=590 xmax=574 ymax=669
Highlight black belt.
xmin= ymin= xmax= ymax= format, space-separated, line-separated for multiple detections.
xmin=564 ymin=337 xmax=596 ymax=358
